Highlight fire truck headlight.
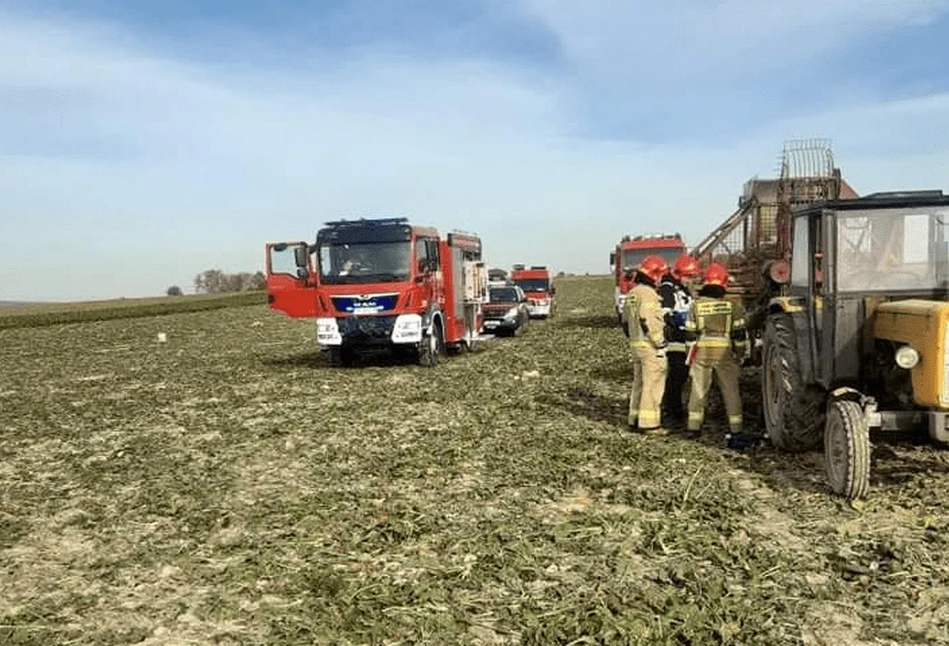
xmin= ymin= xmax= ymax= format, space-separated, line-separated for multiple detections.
xmin=895 ymin=345 xmax=920 ymax=370
xmin=316 ymin=318 xmax=342 ymax=346
xmin=391 ymin=314 xmax=423 ymax=343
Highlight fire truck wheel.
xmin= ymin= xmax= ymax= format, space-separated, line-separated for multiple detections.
xmin=417 ymin=320 xmax=444 ymax=368
xmin=328 ymin=347 xmax=354 ymax=368
xmin=762 ymin=313 xmax=825 ymax=452
xmin=824 ymin=398 xmax=870 ymax=500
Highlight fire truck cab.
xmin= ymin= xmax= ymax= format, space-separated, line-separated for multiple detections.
xmin=265 ymin=218 xmax=487 ymax=367
xmin=609 ymin=233 xmax=686 ymax=323
xmin=510 ymin=264 xmax=555 ymax=318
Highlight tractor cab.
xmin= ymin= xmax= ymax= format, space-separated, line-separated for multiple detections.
xmin=763 ymin=190 xmax=949 ymax=498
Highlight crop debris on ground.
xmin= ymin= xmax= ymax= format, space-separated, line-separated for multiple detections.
xmin=1 ymin=276 xmax=948 ymax=644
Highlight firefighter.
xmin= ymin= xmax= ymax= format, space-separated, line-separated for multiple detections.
xmin=659 ymin=254 xmax=700 ymax=424
xmin=624 ymin=255 xmax=670 ymax=434
xmin=684 ymin=262 xmax=747 ymax=436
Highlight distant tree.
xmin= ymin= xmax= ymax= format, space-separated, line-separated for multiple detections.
xmin=249 ymin=271 xmax=266 ymax=290
xmin=194 ymin=269 xmax=226 ymax=294
xmin=557 ymin=271 xmax=566 ymax=278
xmin=166 ymin=285 xmax=183 ymax=296
xmin=194 ymin=269 xmax=267 ymax=294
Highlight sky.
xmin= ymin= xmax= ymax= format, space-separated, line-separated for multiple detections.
xmin=3 ymin=0 xmax=949 ymax=301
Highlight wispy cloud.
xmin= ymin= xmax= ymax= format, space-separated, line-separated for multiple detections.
xmin=522 ymin=0 xmax=949 ymax=80
xmin=2 ymin=3 xmax=949 ymax=300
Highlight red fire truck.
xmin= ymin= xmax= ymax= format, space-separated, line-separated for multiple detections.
xmin=609 ymin=233 xmax=687 ymax=322
xmin=265 ymin=218 xmax=487 ymax=367
xmin=510 ymin=264 xmax=555 ymax=318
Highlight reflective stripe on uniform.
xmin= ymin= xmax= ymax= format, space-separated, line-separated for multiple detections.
xmin=687 ymin=410 xmax=703 ymax=431
xmin=667 ymin=342 xmax=687 ymax=353
xmin=639 ymin=408 xmax=660 ymax=428
xmin=696 ymin=335 xmax=731 ymax=348
xmin=696 ymin=301 xmax=732 ymax=315
xmin=728 ymin=414 xmax=742 ymax=426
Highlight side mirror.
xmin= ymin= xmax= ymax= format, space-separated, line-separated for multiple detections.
xmin=609 ymin=252 xmax=616 ymax=266
xmin=296 ymin=267 xmax=310 ymax=280
xmin=294 ymin=246 xmax=309 ymax=268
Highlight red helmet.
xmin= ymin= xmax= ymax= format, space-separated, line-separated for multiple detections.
xmin=703 ymin=262 xmax=730 ymax=287
xmin=672 ymin=254 xmax=701 ymax=280
xmin=638 ymin=255 xmax=669 ymax=283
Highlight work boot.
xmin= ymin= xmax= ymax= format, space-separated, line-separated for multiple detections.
xmin=725 ymin=432 xmax=762 ymax=451
xmin=641 ymin=426 xmax=669 ymax=436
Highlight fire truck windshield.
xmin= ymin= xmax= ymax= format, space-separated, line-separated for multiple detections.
xmin=319 ymin=242 xmax=411 ymax=284
xmin=621 ymin=249 xmax=681 ymax=271
xmin=514 ymin=278 xmax=549 ymax=292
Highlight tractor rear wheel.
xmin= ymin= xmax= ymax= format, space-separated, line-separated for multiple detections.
xmin=824 ymin=398 xmax=871 ymax=500
xmin=762 ymin=313 xmax=824 ymax=452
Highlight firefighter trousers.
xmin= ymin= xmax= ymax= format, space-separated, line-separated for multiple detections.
xmin=662 ymin=350 xmax=689 ymax=421
xmin=629 ymin=348 xmax=668 ymax=430
xmin=687 ymin=352 xmax=742 ymax=433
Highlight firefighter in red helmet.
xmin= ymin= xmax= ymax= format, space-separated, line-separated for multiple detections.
xmin=684 ymin=262 xmax=747 ymax=436
xmin=659 ymin=254 xmax=701 ymax=424
xmin=624 ymin=254 xmax=670 ymax=434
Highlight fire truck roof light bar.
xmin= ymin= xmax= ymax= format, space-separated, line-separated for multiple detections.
xmin=323 ymin=217 xmax=410 ymax=228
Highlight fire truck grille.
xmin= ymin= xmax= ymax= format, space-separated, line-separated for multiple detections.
xmin=337 ymin=316 xmax=397 ymax=343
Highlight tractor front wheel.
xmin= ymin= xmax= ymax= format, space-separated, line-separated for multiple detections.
xmin=824 ymin=398 xmax=871 ymax=500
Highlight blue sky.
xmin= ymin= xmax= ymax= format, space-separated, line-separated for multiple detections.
xmin=3 ymin=0 xmax=949 ymax=300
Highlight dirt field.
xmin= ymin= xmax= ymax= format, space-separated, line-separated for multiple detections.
xmin=2 ymin=275 xmax=949 ymax=645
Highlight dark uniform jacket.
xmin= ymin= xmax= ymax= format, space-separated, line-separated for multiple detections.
xmin=659 ymin=275 xmax=693 ymax=353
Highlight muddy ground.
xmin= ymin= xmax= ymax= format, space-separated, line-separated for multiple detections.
xmin=1 ymin=276 xmax=948 ymax=645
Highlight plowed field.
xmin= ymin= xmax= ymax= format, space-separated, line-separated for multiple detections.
xmin=2 ymin=276 xmax=949 ymax=644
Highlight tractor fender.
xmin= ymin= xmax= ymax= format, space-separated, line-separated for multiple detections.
xmin=827 ymin=387 xmax=878 ymax=415
xmin=828 ymin=386 xmax=863 ymax=404
xmin=767 ymin=296 xmax=805 ymax=315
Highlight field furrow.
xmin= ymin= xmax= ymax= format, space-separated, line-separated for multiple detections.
xmin=2 ymin=277 xmax=949 ymax=645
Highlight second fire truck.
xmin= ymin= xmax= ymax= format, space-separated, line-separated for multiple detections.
xmin=609 ymin=233 xmax=687 ymax=323
xmin=510 ymin=264 xmax=555 ymax=318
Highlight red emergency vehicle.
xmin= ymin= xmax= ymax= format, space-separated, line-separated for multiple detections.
xmin=609 ymin=233 xmax=686 ymax=322
xmin=265 ymin=218 xmax=487 ymax=367
xmin=510 ymin=264 xmax=555 ymax=318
